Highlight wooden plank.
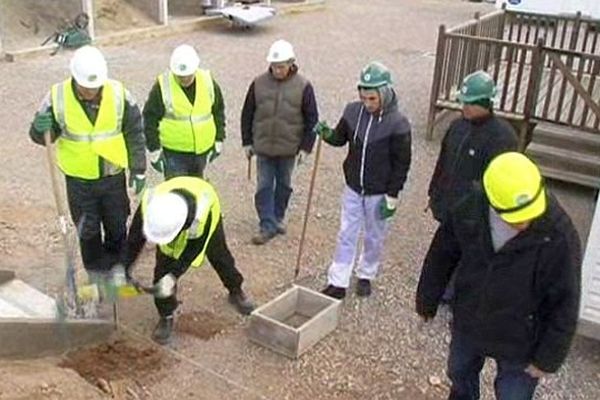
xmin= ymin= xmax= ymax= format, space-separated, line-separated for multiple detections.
xmin=297 ymin=301 xmax=340 ymax=357
xmin=257 ymin=287 xmax=298 ymax=322
xmin=549 ymin=52 xmax=600 ymax=123
xmin=248 ymin=313 xmax=298 ymax=358
xmin=426 ymin=25 xmax=447 ymax=141
xmin=568 ymin=55 xmax=587 ymax=124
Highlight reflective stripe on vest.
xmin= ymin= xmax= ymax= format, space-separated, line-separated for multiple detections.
xmin=157 ymin=70 xmax=217 ymax=154
xmin=141 ymin=177 xmax=221 ymax=268
xmin=51 ymin=79 xmax=128 ymax=179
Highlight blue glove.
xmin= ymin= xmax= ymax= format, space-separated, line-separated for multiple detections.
xmin=208 ymin=141 xmax=223 ymax=163
xmin=149 ymin=151 xmax=164 ymax=173
xmin=379 ymin=195 xmax=398 ymax=220
xmin=33 ymin=111 xmax=54 ymax=133
xmin=128 ymin=174 xmax=146 ymax=195
xmin=313 ymin=121 xmax=335 ymax=141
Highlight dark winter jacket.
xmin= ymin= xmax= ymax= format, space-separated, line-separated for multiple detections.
xmin=29 ymin=80 xmax=146 ymax=176
xmin=143 ymin=75 xmax=226 ymax=153
xmin=416 ymin=188 xmax=581 ymax=373
xmin=241 ymin=65 xmax=318 ymax=157
xmin=325 ymin=90 xmax=411 ymax=197
xmin=428 ymin=114 xmax=517 ymax=222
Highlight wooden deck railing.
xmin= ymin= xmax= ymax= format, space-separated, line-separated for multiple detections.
xmin=427 ymin=8 xmax=600 ymax=144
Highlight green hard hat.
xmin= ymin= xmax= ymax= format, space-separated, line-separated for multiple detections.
xmin=457 ymin=70 xmax=497 ymax=103
xmin=358 ymin=61 xmax=392 ymax=88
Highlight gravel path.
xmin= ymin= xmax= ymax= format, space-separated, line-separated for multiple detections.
xmin=0 ymin=0 xmax=598 ymax=398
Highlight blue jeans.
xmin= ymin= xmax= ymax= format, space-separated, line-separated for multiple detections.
xmin=163 ymin=149 xmax=208 ymax=179
xmin=448 ymin=331 xmax=539 ymax=400
xmin=254 ymin=155 xmax=295 ymax=234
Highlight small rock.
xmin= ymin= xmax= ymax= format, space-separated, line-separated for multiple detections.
xmin=428 ymin=375 xmax=442 ymax=387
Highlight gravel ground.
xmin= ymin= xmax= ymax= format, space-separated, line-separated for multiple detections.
xmin=0 ymin=0 xmax=599 ymax=399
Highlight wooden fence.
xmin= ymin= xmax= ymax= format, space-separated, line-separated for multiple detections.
xmin=426 ymin=8 xmax=600 ymax=147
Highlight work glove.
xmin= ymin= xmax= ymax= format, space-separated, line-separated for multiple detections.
xmin=33 ymin=111 xmax=54 ymax=133
xmin=313 ymin=121 xmax=335 ymax=142
xmin=243 ymin=145 xmax=254 ymax=160
xmin=155 ymin=273 xmax=177 ymax=299
xmin=149 ymin=150 xmax=165 ymax=173
xmin=128 ymin=173 xmax=146 ymax=195
xmin=379 ymin=195 xmax=398 ymax=220
xmin=208 ymin=141 xmax=223 ymax=163
xmin=296 ymin=150 xmax=310 ymax=166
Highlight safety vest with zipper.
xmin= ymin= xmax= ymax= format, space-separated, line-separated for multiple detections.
xmin=51 ymin=78 xmax=128 ymax=179
xmin=157 ymin=70 xmax=216 ymax=154
xmin=142 ymin=177 xmax=221 ymax=267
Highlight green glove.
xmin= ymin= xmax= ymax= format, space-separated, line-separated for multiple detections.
xmin=208 ymin=141 xmax=223 ymax=163
xmin=379 ymin=195 xmax=398 ymax=220
xmin=149 ymin=151 xmax=164 ymax=173
xmin=128 ymin=174 xmax=146 ymax=195
xmin=33 ymin=112 xmax=54 ymax=133
xmin=314 ymin=121 xmax=335 ymax=141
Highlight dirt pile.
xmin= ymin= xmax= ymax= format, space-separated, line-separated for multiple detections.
xmin=59 ymin=339 xmax=175 ymax=397
xmin=176 ymin=310 xmax=233 ymax=339
xmin=94 ymin=0 xmax=155 ymax=33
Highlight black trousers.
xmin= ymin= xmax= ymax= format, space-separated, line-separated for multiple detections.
xmin=153 ymin=219 xmax=244 ymax=316
xmin=65 ymin=173 xmax=130 ymax=272
xmin=163 ymin=149 xmax=208 ymax=179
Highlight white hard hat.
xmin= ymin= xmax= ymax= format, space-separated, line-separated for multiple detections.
xmin=70 ymin=46 xmax=108 ymax=89
xmin=266 ymin=40 xmax=295 ymax=63
xmin=170 ymin=44 xmax=200 ymax=76
xmin=143 ymin=192 xmax=188 ymax=245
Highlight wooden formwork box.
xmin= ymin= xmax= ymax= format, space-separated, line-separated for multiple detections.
xmin=248 ymin=285 xmax=341 ymax=358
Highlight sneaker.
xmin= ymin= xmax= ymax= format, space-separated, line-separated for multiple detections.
xmin=151 ymin=315 xmax=174 ymax=345
xmin=275 ymin=222 xmax=287 ymax=235
xmin=356 ymin=279 xmax=372 ymax=297
xmin=228 ymin=290 xmax=256 ymax=315
xmin=251 ymin=230 xmax=276 ymax=245
xmin=321 ymin=285 xmax=346 ymax=300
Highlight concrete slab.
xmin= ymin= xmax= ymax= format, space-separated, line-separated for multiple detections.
xmin=0 ymin=318 xmax=114 ymax=359
xmin=0 ymin=279 xmax=57 ymax=318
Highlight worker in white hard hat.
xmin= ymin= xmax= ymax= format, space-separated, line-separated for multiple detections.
xmin=241 ymin=39 xmax=319 ymax=245
xmin=119 ymin=176 xmax=255 ymax=345
xmin=143 ymin=44 xmax=226 ymax=179
xmin=29 ymin=45 xmax=146 ymax=275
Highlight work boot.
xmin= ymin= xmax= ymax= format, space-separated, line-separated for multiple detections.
xmin=228 ymin=290 xmax=255 ymax=315
xmin=151 ymin=315 xmax=174 ymax=345
xmin=321 ymin=285 xmax=346 ymax=300
xmin=251 ymin=230 xmax=276 ymax=245
xmin=355 ymin=279 xmax=372 ymax=297
xmin=275 ymin=222 xmax=287 ymax=235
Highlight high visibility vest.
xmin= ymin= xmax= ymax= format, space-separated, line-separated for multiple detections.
xmin=142 ymin=177 xmax=221 ymax=268
xmin=157 ymin=70 xmax=217 ymax=154
xmin=51 ymin=79 xmax=128 ymax=180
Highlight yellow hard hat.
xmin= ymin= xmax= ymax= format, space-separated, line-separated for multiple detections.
xmin=483 ymin=152 xmax=546 ymax=224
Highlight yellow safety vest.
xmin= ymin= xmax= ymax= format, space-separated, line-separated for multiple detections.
xmin=142 ymin=177 xmax=221 ymax=268
xmin=157 ymin=70 xmax=217 ymax=154
xmin=51 ymin=78 xmax=128 ymax=179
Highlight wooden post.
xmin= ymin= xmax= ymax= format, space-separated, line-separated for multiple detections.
xmin=426 ymin=25 xmax=447 ymax=141
xmin=569 ymin=11 xmax=582 ymax=51
xmin=158 ymin=0 xmax=168 ymax=25
xmin=81 ymin=0 xmax=95 ymax=40
xmin=521 ymin=39 xmax=544 ymax=150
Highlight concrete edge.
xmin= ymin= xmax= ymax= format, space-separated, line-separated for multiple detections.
xmin=0 ymin=270 xmax=16 ymax=284
xmin=3 ymin=0 xmax=326 ymax=62
xmin=0 ymin=318 xmax=114 ymax=359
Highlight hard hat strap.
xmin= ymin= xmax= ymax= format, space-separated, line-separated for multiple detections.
xmin=491 ymin=179 xmax=544 ymax=215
